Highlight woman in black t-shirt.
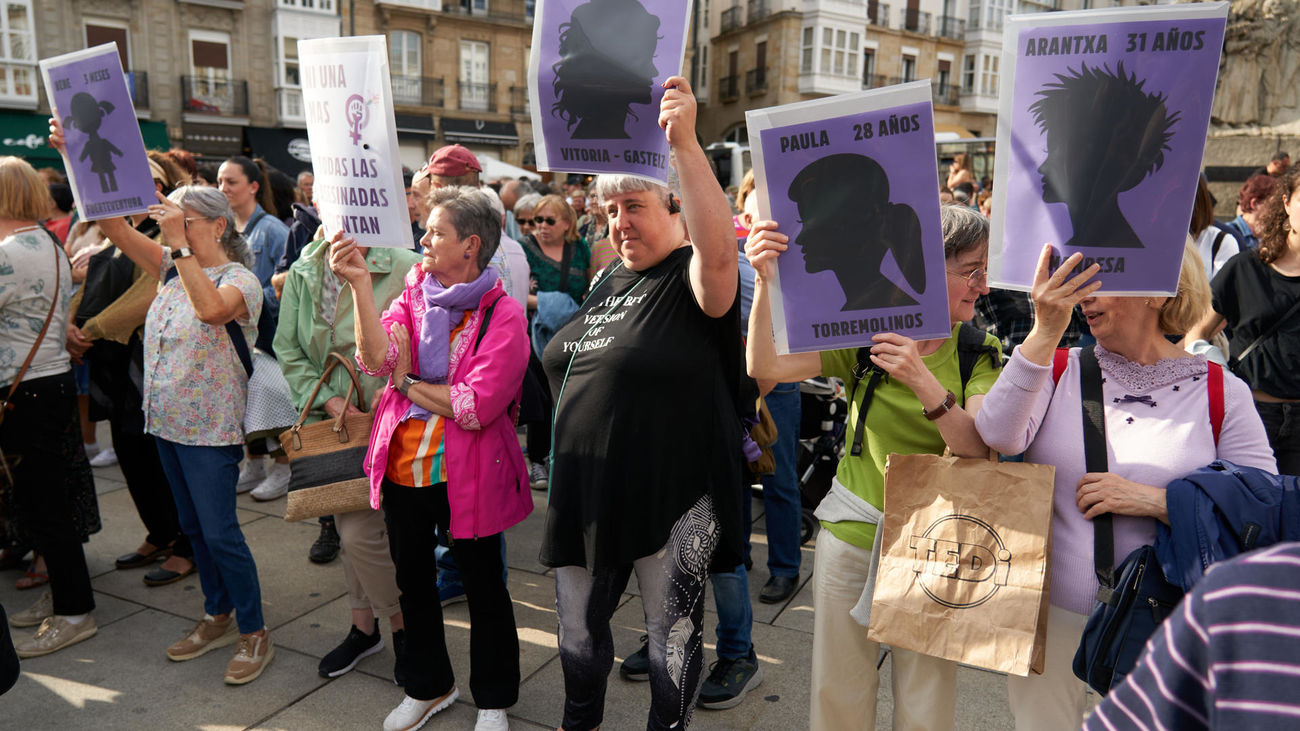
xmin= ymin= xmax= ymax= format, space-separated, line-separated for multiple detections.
xmin=539 ymin=75 xmax=741 ymax=731
xmin=1190 ymin=169 xmax=1300 ymax=474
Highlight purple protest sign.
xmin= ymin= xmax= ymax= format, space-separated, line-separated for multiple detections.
xmin=527 ymin=0 xmax=691 ymax=184
xmin=747 ymin=83 xmax=951 ymax=354
xmin=989 ymin=3 xmax=1228 ymax=296
xmin=40 ymin=43 xmax=154 ymax=220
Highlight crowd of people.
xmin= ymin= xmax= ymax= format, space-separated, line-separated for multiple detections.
xmin=1 ymin=71 xmax=1297 ymax=731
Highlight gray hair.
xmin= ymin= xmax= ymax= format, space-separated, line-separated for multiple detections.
xmin=430 ymin=185 xmax=501 ymax=271
xmin=513 ymin=192 xmax=541 ymax=220
xmin=168 ymin=185 xmax=251 ymax=267
xmin=477 ymin=185 xmax=506 ymax=222
xmin=940 ymin=204 xmax=988 ymax=259
xmin=589 ymin=174 xmax=677 ymax=212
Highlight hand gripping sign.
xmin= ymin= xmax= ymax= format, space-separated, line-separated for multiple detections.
xmin=746 ymin=82 xmax=951 ymax=354
xmin=988 ymin=2 xmax=1228 ymax=295
xmin=298 ymin=36 xmax=410 ymax=248
xmin=40 ymin=43 xmax=154 ymax=220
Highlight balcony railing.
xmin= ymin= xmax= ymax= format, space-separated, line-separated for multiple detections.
xmin=718 ymin=74 xmax=739 ymax=102
xmin=932 ymin=83 xmax=959 ymax=106
xmin=391 ymin=76 xmax=446 ymax=107
xmin=745 ymin=67 xmax=767 ymax=95
xmin=126 ymin=71 xmax=149 ymax=109
xmin=901 ymin=8 xmax=931 ymax=34
xmin=935 ymin=15 xmax=964 ymax=39
xmin=278 ymin=87 xmax=303 ymax=120
xmin=868 ymin=2 xmax=890 ymax=27
xmin=457 ymin=81 xmax=496 ymax=112
xmin=862 ymin=73 xmax=890 ymax=90
xmin=746 ymin=0 xmax=768 ymax=24
xmin=720 ymin=5 xmax=742 ymax=33
xmin=181 ymin=75 xmax=248 ymax=116
xmin=510 ymin=85 xmax=529 ymax=117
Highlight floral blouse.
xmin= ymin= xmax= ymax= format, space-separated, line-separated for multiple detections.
xmin=0 ymin=228 xmax=72 ymax=387
xmin=142 ymin=252 xmax=262 ymax=446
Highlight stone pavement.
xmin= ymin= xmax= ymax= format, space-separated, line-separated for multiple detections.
xmin=1 ymin=429 xmax=1024 ymax=730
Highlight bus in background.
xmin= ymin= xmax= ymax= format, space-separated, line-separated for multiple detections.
xmin=706 ymin=141 xmax=751 ymax=190
xmin=937 ymin=137 xmax=996 ymax=193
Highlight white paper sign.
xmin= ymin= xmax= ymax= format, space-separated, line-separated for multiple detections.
xmin=298 ymin=36 xmax=409 ymax=248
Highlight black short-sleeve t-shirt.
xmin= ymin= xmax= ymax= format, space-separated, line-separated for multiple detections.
xmin=539 ymin=247 xmax=743 ymax=572
xmin=1212 ymin=251 xmax=1300 ymax=398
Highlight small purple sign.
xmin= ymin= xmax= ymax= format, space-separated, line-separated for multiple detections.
xmin=40 ymin=44 xmax=154 ymax=221
xmin=748 ymin=86 xmax=951 ymax=354
xmin=990 ymin=5 xmax=1227 ymax=295
xmin=528 ymin=0 xmax=691 ymax=183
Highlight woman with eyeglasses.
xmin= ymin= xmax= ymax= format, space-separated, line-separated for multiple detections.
xmin=746 ymin=204 xmax=1001 ymax=731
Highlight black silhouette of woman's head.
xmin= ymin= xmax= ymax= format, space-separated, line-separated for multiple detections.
xmin=788 ymin=153 xmax=925 ymax=310
xmin=63 ymin=92 xmax=114 ymax=136
xmin=1030 ymin=62 xmax=1178 ymax=247
xmin=551 ymin=0 xmax=660 ymax=140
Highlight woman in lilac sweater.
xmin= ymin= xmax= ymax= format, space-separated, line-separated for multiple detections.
xmin=974 ymin=244 xmax=1276 ymax=729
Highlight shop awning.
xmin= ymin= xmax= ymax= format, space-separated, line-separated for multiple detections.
xmin=182 ymin=122 xmax=244 ymax=159
xmin=1 ymin=112 xmax=172 ymax=172
xmin=395 ymin=113 xmax=436 ymax=136
xmin=244 ymin=126 xmax=314 ymax=176
xmin=440 ymin=118 xmax=519 ymax=146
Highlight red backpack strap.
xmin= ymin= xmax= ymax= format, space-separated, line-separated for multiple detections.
xmin=1207 ymin=362 xmax=1224 ymax=446
xmin=1052 ymin=348 xmax=1070 ymax=386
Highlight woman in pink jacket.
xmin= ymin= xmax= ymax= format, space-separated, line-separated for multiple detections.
xmin=330 ymin=186 xmax=530 ymax=731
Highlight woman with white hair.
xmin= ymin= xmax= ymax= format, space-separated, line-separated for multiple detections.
xmin=539 ymin=76 xmax=743 ymax=730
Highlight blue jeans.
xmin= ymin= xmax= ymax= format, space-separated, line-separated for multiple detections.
xmin=761 ymin=382 xmax=802 ymax=579
xmin=156 ymin=440 xmax=265 ymax=634
xmin=711 ymin=471 xmax=755 ymax=659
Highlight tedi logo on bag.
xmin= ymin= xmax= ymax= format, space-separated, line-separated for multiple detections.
xmin=908 ymin=514 xmax=1011 ymax=609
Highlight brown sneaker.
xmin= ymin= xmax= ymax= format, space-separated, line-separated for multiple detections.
xmin=9 ymin=589 xmax=53 ymax=628
xmin=166 ymin=614 xmax=238 ymax=661
xmin=224 ymin=631 xmax=274 ymax=685
xmin=15 ymin=615 xmax=97 ymax=658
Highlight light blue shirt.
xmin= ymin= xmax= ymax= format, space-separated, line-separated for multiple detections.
xmin=241 ymin=204 xmax=289 ymax=320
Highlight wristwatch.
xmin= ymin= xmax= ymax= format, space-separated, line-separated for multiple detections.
xmin=171 ymin=247 xmax=194 ymax=260
xmin=396 ymin=374 xmax=421 ymax=396
xmin=922 ymin=390 xmax=957 ymax=421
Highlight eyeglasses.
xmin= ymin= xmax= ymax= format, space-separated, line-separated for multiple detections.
xmin=183 ymin=217 xmax=208 ymax=230
xmin=533 ymin=216 xmax=558 ymax=226
xmin=945 ymin=267 xmax=987 ymax=288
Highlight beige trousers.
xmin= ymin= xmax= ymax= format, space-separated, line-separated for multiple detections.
xmin=1006 ymin=604 xmax=1090 ymax=730
xmin=335 ymin=508 xmax=401 ymax=618
xmin=811 ymin=530 xmax=957 ymax=731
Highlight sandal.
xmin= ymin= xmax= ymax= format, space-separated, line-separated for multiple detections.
xmin=16 ymin=568 xmax=49 ymax=590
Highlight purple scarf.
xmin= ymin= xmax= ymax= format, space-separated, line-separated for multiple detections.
xmin=406 ymin=266 xmax=498 ymax=421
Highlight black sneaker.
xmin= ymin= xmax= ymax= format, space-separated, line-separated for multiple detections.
xmin=318 ymin=621 xmax=383 ymax=678
xmin=392 ymin=628 xmax=408 ymax=686
xmin=697 ymin=647 xmax=763 ymax=710
xmin=619 ymin=635 xmax=650 ymax=681
xmin=309 ymin=520 xmax=341 ymax=564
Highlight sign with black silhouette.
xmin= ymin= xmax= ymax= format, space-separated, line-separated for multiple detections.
xmin=39 ymin=43 xmax=153 ymax=220
xmin=989 ymin=2 xmax=1228 ymax=296
xmin=528 ymin=0 xmax=691 ymax=183
xmin=297 ymin=36 xmax=409 ymax=249
xmin=746 ymin=83 xmax=950 ymax=354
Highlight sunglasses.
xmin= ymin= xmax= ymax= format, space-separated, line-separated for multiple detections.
xmin=945 ymin=267 xmax=987 ymax=288
xmin=533 ymin=216 xmax=559 ymax=226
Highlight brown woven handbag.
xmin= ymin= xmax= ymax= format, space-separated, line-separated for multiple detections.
xmin=280 ymin=352 xmax=375 ymax=522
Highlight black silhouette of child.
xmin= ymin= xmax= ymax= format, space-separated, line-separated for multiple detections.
xmin=788 ymin=153 xmax=926 ymax=311
xmin=63 ymin=92 xmax=123 ymax=194
xmin=551 ymin=0 xmax=660 ymax=139
xmin=1029 ymin=62 xmax=1178 ymax=249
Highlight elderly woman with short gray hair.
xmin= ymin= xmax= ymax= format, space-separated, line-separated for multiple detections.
xmin=331 ymin=185 xmax=531 ymax=730
xmin=94 ymin=183 xmax=273 ymax=685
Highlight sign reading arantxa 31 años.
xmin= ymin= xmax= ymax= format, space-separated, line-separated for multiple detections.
xmin=298 ymin=36 xmax=409 ymax=248
xmin=746 ymin=82 xmax=951 ymax=355
xmin=988 ymin=3 xmax=1228 ymax=296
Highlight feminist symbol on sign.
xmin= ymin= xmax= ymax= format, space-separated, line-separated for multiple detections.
xmin=345 ymin=94 xmax=369 ymax=145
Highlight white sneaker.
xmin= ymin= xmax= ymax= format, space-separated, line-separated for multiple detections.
xmin=383 ymin=688 xmax=459 ymax=731
xmin=236 ymin=457 xmax=265 ymax=494
xmin=250 ymin=461 xmax=291 ymax=502
xmin=475 ymin=708 xmax=510 ymax=731
xmin=89 ymin=446 xmax=118 ymax=468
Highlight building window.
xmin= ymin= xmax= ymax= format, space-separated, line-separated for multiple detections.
xmin=937 ymin=59 xmax=950 ymax=93
xmin=901 ymin=54 xmax=916 ymax=82
xmin=389 ymin=31 xmax=421 ymax=77
xmin=697 ymin=45 xmax=709 ymax=93
xmin=281 ymin=36 xmax=300 ymax=87
xmin=0 ymin=0 xmax=36 ymax=103
xmin=85 ymin=21 xmax=129 ymax=69
xmin=862 ymin=49 xmax=875 ymax=86
xmin=962 ymin=53 xmax=975 ymax=91
xmin=802 ymin=25 xmax=859 ymax=77
xmin=980 ymin=53 xmax=998 ymax=95
xmin=800 ymin=27 xmax=813 ymax=73
xmin=460 ymin=40 xmax=490 ymax=111
xmin=702 ymin=0 xmax=709 ymax=29
xmin=525 ymin=0 xmax=534 ymax=18
xmin=278 ymin=0 xmax=336 ymax=11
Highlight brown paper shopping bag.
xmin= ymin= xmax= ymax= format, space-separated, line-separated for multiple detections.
xmin=866 ymin=452 xmax=1055 ymax=676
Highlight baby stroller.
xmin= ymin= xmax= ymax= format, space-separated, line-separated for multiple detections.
xmin=796 ymin=376 xmax=847 ymax=544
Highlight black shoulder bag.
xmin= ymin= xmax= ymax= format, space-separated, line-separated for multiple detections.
xmin=1071 ymin=346 xmax=1184 ymax=695
xmin=1227 ymin=294 xmax=1300 ymax=377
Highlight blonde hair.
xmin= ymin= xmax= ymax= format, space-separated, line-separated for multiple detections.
xmin=0 ymin=156 xmax=54 ymax=221
xmin=534 ymin=194 xmax=579 ymax=244
xmin=1158 ymin=239 xmax=1211 ymax=336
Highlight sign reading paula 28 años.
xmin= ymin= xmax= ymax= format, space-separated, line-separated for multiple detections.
xmin=297 ymin=36 xmax=409 ymax=249
xmin=746 ymin=82 xmax=951 ymax=355
xmin=527 ymin=0 xmax=692 ymax=184
xmin=988 ymin=2 xmax=1228 ymax=296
